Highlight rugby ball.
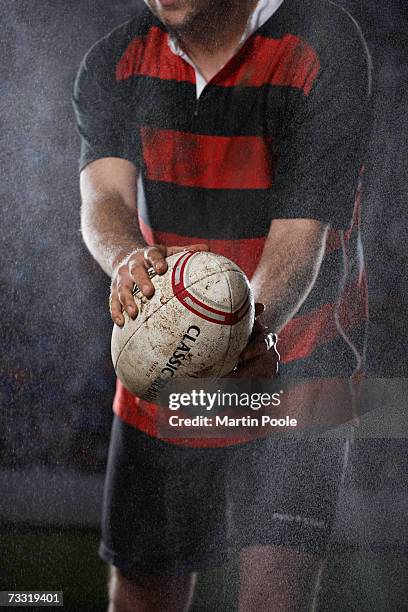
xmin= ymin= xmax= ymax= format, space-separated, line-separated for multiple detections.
xmin=111 ymin=251 xmax=255 ymax=402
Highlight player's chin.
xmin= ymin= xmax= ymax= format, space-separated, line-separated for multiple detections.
xmin=149 ymin=1 xmax=195 ymax=29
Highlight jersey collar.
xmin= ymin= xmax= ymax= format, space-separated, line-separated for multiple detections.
xmin=143 ymin=0 xmax=285 ymax=97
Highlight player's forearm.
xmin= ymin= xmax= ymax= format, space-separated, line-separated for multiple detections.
xmin=251 ymin=219 xmax=328 ymax=333
xmin=80 ymin=192 xmax=146 ymax=277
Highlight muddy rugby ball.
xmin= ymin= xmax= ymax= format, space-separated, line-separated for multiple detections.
xmin=111 ymin=251 xmax=255 ymax=402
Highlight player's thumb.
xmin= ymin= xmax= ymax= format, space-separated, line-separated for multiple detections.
xmin=167 ymin=243 xmax=210 ymax=256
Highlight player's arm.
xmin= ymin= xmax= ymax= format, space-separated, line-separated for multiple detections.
xmin=252 ymin=218 xmax=328 ymax=333
xmin=81 ymin=157 xmax=149 ymax=327
xmin=80 ymin=157 xmax=143 ymax=277
xmin=233 ymin=217 xmax=327 ymax=377
xmin=80 ymin=157 xmax=208 ymax=327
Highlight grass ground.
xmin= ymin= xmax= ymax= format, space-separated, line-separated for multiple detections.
xmin=0 ymin=530 xmax=407 ymax=611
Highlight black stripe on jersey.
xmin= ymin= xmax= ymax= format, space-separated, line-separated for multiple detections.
xmin=140 ymin=179 xmax=361 ymax=254
xmin=117 ymin=76 xmax=304 ymax=138
xmin=140 ymin=179 xmax=274 ymax=239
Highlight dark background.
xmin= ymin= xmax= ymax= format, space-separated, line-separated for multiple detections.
xmin=1 ymin=1 xmax=407 ymax=610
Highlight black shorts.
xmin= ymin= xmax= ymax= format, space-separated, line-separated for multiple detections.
xmin=99 ymin=416 xmax=349 ymax=576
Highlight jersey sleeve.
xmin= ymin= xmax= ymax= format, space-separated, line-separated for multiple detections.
xmin=270 ymin=21 xmax=371 ymax=230
xmin=73 ymin=37 xmax=141 ymax=172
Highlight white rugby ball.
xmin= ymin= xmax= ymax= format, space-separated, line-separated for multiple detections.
xmin=111 ymin=251 xmax=255 ymax=402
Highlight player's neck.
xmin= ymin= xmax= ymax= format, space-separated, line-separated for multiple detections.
xmin=176 ymin=0 xmax=258 ymax=82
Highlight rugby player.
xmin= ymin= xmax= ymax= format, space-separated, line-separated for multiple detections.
xmin=74 ymin=0 xmax=371 ymax=609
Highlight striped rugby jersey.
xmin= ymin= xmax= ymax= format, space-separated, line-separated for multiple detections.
xmin=73 ymin=0 xmax=372 ymax=447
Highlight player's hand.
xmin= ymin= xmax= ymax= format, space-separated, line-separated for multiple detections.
xmin=230 ymin=303 xmax=280 ymax=378
xmin=110 ymin=244 xmax=209 ymax=326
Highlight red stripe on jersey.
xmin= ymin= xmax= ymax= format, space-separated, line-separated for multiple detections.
xmin=138 ymin=219 xmax=266 ymax=279
xmin=116 ymin=26 xmax=194 ymax=83
xmin=138 ymin=221 xmax=364 ymax=283
xmin=279 ymin=275 xmax=368 ymax=363
xmin=116 ymin=27 xmax=319 ymax=95
xmin=140 ymin=219 xmax=359 ymax=272
xmin=141 ymin=127 xmax=273 ymax=190
xmin=216 ymin=34 xmax=320 ymax=95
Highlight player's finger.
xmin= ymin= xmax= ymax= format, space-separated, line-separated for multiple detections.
xmin=117 ymin=278 xmax=138 ymax=318
xmin=128 ymin=259 xmax=155 ymax=297
xmin=240 ymin=334 xmax=270 ymax=362
xmin=248 ymin=314 xmax=268 ymax=344
xmin=254 ymin=302 xmax=265 ymax=318
xmin=241 ymin=331 xmax=278 ymax=363
xmin=110 ymin=287 xmax=125 ymax=327
xmin=143 ymin=245 xmax=168 ymax=275
xmin=229 ymin=354 xmax=265 ymax=378
xmin=166 ymin=243 xmax=209 ymax=256
xmin=231 ymin=344 xmax=279 ymax=377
